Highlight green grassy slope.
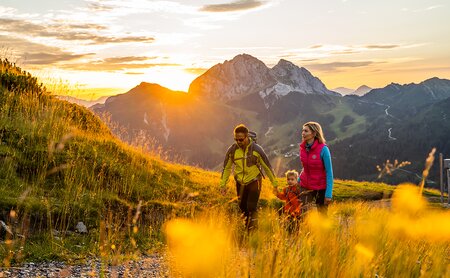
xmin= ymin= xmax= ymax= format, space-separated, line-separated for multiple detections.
xmin=0 ymin=59 xmax=443 ymax=263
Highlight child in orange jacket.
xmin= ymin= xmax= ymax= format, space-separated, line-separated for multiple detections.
xmin=276 ymin=170 xmax=303 ymax=231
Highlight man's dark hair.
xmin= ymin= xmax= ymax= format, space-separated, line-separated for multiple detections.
xmin=234 ymin=124 xmax=249 ymax=135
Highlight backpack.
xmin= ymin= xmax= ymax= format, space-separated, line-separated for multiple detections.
xmin=248 ymin=131 xmax=257 ymax=143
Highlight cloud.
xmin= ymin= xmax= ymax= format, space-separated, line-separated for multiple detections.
xmin=0 ymin=35 xmax=93 ymax=65
xmin=184 ymin=67 xmax=208 ymax=75
xmin=305 ymin=61 xmax=375 ymax=72
xmin=21 ymin=52 xmax=94 ymax=65
xmin=83 ymin=35 xmax=154 ymax=44
xmin=86 ymin=2 xmax=115 ymax=12
xmin=410 ymin=5 xmax=445 ymax=12
xmin=330 ymin=50 xmax=360 ymax=55
xmin=64 ymin=23 xmax=108 ymax=30
xmin=281 ymin=43 xmax=415 ymax=61
xmin=0 ymin=18 xmax=154 ymax=45
xmin=425 ymin=5 xmax=444 ymax=11
xmin=0 ymin=35 xmax=55 ymax=53
xmin=60 ymin=57 xmax=180 ymax=71
xmin=0 ymin=6 xmax=17 ymax=15
xmin=212 ymin=46 xmax=283 ymax=50
xmin=364 ymin=44 xmax=400 ymax=49
xmin=80 ymin=0 xmax=198 ymax=16
xmin=295 ymin=58 xmax=319 ymax=62
xmin=200 ymin=0 xmax=266 ymax=12
xmin=102 ymin=56 xmax=158 ymax=63
xmin=125 ymin=72 xmax=145 ymax=75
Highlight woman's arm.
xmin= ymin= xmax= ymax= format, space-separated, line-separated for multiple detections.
xmin=321 ymin=146 xmax=334 ymax=199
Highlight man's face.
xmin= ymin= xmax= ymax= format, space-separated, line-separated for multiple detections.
xmin=234 ymin=132 xmax=248 ymax=148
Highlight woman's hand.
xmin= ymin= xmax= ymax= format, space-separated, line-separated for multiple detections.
xmin=324 ymin=198 xmax=332 ymax=205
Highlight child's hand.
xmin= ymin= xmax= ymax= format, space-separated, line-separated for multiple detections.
xmin=220 ymin=186 xmax=228 ymax=196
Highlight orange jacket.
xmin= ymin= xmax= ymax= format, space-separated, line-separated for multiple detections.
xmin=277 ymin=185 xmax=302 ymax=217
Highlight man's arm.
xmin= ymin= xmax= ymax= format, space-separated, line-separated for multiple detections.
xmin=254 ymin=145 xmax=278 ymax=187
xmin=220 ymin=146 xmax=234 ymax=188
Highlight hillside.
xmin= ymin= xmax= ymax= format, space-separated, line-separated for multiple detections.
xmin=0 ymin=59 xmax=444 ymax=264
xmin=91 ymin=55 xmax=450 ymax=186
xmin=91 ymin=55 xmax=371 ymax=172
xmin=0 ymin=59 xmax=229 ymax=262
xmin=331 ymin=79 xmax=450 ymax=184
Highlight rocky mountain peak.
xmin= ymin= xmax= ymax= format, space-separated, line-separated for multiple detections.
xmin=188 ymin=54 xmax=275 ymax=102
xmin=274 ymin=58 xmax=296 ymax=69
xmin=269 ymin=59 xmax=336 ymax=95
xmin=352 ymin=85 xmax=372 ymax=96
xmin=189 ymin=54 xmax=338 ymax=105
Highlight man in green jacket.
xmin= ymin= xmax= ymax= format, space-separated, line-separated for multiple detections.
xmin=220 ymin=124 xmax=278 ymax=231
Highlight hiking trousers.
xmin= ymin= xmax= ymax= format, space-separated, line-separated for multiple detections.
xmin=236 ymin=179 xmax=261 ymax=231
xmin=300 ymin=187 xmax=328 ymax=215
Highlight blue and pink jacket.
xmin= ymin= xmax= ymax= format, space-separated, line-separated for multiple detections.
xmin=299 ymin=140 xmax=334 ymax=199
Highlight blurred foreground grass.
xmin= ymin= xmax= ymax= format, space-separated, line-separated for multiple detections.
xmin=166 ymin=184 xmax=450 ymax=277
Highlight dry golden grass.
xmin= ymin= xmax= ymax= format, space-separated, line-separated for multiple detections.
xmin=165 ymin=185 xmax=450 ymax=277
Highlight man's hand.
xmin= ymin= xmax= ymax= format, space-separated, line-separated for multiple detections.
xmin=220 ymin=186 xmax=228 ymax=196
xmin=324 ymin=198 xmax=332 ymax=205
xmin=272 ymin=186 xmax=278 ymax=196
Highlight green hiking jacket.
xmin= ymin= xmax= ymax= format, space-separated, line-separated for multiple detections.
xmin=220 ymin=139 xmax=278 ymax=188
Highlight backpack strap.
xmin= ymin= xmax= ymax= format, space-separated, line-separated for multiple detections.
xmin=224 ymin=143 xmax=238 ymax=168
xmin=252 ymin=143 xmax=274 ymax=179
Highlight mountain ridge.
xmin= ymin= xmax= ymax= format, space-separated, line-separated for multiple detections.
xmin=188 ymin=54 xmax=337 ymax=107
xmin=87 ymin=54 xmax=450 ymax=185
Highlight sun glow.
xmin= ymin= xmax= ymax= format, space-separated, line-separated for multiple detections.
xmin=32 ymin=66 xmax=199 ymax=100
xmin=148 ymin=67 xmax=198 ymax=92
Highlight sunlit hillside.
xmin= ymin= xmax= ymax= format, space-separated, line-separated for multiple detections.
xmin=0 ymin=59 xmax=228 ymax=262
xmin=0 ymin=59 xmax=448 ymax=277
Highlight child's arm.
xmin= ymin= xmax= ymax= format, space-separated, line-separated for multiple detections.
xmin=276 ymin=188 xmax=288 ymax=200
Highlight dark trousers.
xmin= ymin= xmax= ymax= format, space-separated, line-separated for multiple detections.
xmin=236 ymin=179 xmax=261 ymax=231
xmin=300 ymin=187 xmax=328 ymax=215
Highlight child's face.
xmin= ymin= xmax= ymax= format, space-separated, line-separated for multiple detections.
xmin=287 ymin=176 xmax=297 ymax=186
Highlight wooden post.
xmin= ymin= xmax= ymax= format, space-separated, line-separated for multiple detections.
xmin=440 ymin=153 xmax=444 ymax=203
xmin=448 ymin=169 xmax=450 ymax=205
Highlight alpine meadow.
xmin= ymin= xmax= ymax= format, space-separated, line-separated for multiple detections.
xmin=1 ymin=58 xmax=449 ymax=276
xmin=1 ymin=0 xmax=450 ymax=277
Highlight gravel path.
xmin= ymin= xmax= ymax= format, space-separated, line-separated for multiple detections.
xmin=0 ymin=254 xmax=171 ymax=278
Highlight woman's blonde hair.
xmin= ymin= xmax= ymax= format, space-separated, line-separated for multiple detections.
xmin=285 ymin=170 xmax=299 ymax=179
xmin=303 ymin=121 xmax=326 ymax=144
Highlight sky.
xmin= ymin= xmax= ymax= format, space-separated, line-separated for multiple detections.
xmin=1 ymin=0 xmax=449 ymax=99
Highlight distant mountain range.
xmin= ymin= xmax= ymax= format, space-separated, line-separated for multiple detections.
xmin=57 ymin=95 xmax=109 ymax=107
xmin=90 ymin=54 xmax=450 ymax=186
xmin=333 ymin=77 xmax=450 ymax=184
xmin=333 ymin=85 xmax=373 ymax=96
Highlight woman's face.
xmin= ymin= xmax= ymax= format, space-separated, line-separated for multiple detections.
xmin=302 ymin=125 xmax=315 ymax=142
